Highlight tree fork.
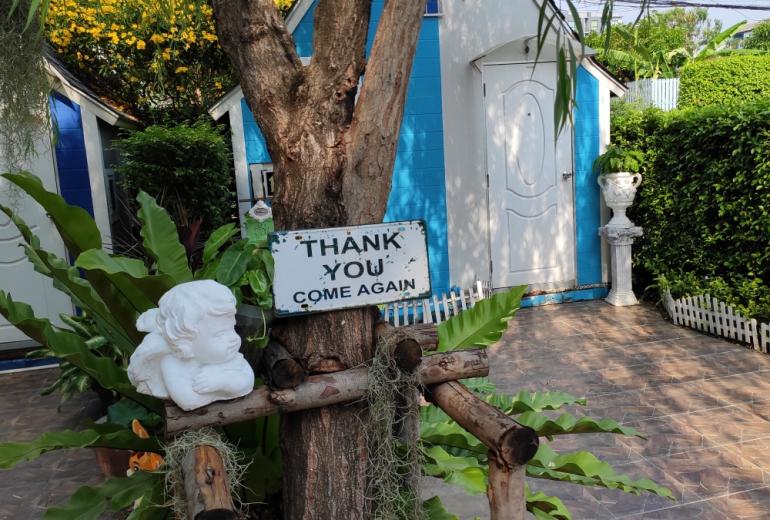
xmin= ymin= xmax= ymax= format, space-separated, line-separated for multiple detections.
xmin=212 ymin=0 xmax=428 ymax=517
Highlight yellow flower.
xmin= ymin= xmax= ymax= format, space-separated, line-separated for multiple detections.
xmin=136 ymin=39 xmax=146 ymax=50
xmin=175 ymin=66 xmax=188 ymax=74
xmin=150 ymin=34 xmax=165 ymax=44
xmin=201 ymin=31 xmax=217 ymax=42
xmin=162 ymin=48 xmax=172 ymax=61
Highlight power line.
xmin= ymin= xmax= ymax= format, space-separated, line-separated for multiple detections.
xmin=613 ymin=0 xmax=770 ymax=11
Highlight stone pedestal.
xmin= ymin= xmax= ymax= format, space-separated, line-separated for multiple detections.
xmin=599 ymin=226 xmax=643 ymax=306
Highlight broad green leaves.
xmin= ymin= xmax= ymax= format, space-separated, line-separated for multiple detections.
xmin=422 ymin=496 xmax=460 ymax=520
xmin=527 ymin=488 xmax=572 ymax=520
xmin=43 ymin=471 xmax=163 ymax=520
xmin=1 ymin=172 xmax=101 ymax=255
xmin=423 ymin=446 xmax=487 ymax=495
xmin=528 ymin=444 xmax=673 ymax=499
xmin=203 ymin=223 xmax=239 ymax=264
xmin=516 ymin=411 xmax=643 ymax=440
xmin=136 ymin=191 xmax=192 ymax=284
xmin=437 ymin=285 xmax=526 ymax=352
xmin=0 ymin=425 xmax=158 ymax=470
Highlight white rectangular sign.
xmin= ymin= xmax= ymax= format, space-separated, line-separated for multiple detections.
xmin=270 ymin=221 xmax=431 ymax=315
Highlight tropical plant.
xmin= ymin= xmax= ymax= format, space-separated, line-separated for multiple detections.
xmin=593 ymin=144 xmax=644 ymax=175
xmin=584 ymin=10 xmax=738 ymax=82
xmin=742 ymin=20 xmax=770 ymax=51
xmin=0 ymin=171 xmax=278 ymax=516
xmin=113 ymin=120 xmax=236 ymax=259
xmin=416 ymin=288 xmax=672 ymax=519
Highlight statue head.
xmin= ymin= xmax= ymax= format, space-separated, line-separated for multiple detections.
xmin=156 ymin=280 xmax=240 ymax=364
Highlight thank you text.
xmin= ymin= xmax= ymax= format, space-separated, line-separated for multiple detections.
xmin=270 ymin=221 xmax=431 ymax=315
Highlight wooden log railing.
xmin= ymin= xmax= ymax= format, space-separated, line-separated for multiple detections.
xmin=170 ymin=321 xmax=538 ymax=520
xmin=426 ymin=380 xmax=539 ymax=520
xmin=165 ymin=349 xmax=489 ymax=437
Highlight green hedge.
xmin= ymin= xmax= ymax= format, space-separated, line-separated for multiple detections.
xmin=612 ymin=100 xmax=770 ymax=320
xmin=115 ymin=121 xmax=235 ymax=236
xmin=678 ymin=55 xmax=770 ymax=108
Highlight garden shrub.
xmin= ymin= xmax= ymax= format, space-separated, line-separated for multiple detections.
xmin=115 ymin=121 xmax=235 ymax=240
xmin=612 ymin=100 xmax=770 ymax=321
xmin=678 ymin=55 xmax=770 ymax=108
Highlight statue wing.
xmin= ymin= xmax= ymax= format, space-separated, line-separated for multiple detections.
xmin=127 ymin=333 xmax=170 ymax=399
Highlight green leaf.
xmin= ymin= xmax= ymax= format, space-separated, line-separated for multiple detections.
xmin=136 ymin=191 xmax=192 ymax=284
xmin=21 ymin=246 xmax=138 ymax=352
xmin=43 ymin=472 xmax=162 ymax=520
xmin=202 ymin=223 xmax=239 ymax=265
xmin=515 ymin=411 xmax=643 ymax=439
xmin=2 ymin=172 xmax=101 ymax=255
xmin=422 ymin=496 xmax=460 ymax=520
xmin=437 ymin=285 xmax=526 ymax=351
xmin=0 ymin=425 xmax=158 ymax=470
xmin=0 ymin=291 xmax=55 ymax=345
xmin=0 ymin=296 xmax=157 ymax=411
xmin=216 ymin=240 xmax=256 ymax=286
xmin=76 ymin=249 xmax=175 ymax=310
xmin=491 ymin=390 xmax=587 ymax=415
xmin=527 ymin=487 xmax=572 ymax=520
xmin=420 ymin=415 xmax=485 ymax=456
xmin=527 ymin=444 xmax=674 ymax=499
xmin=422 ymin=446 xmax=488 ymax=495
xmin=107 ymin=400 xmax=162 ymax=429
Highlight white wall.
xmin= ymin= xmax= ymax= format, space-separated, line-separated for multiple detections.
xmin=439 ymin=0 xmax=570 ymax=289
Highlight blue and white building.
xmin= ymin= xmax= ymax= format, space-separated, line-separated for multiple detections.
xmin=210 ymin=0 xmax=626 ymax=305
xmin=0 ymin=53 xmax=136 ymax=348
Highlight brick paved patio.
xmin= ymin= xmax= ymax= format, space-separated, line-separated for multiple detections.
xmin=4 ymin=300 xmax=770 ymax=518
xmin=430 ymin=300 xmax=770 ymax=519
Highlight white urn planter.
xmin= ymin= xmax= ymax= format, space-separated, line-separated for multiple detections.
xmin=598 ymin=172 xmax=642 ymax=228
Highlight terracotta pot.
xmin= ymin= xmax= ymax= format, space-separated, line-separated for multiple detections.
xmin=93 ymin=447 xmax=131 ymax=478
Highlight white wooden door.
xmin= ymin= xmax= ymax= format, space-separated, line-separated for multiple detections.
xmin=484 ymin=63 xmax=575 ymax=289
xmin=0 ymin=136 xmax=72 ymax=347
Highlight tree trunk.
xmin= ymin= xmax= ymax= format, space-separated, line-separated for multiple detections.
xmin=212 ymin=1 xmax=427 ymax=517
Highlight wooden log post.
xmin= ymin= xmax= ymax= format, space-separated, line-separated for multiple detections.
xmin=487 ymin=453 xmax=526 ymax=520
xmin=426 ymin=381 xmax=539 ymax=520
xmin=182 ymin=445 xmax=240 ymax=520
xmin=166 ymin=349 xmax=489 ymax=437
xmin=261 ymin=340 xmax=306 ymax=389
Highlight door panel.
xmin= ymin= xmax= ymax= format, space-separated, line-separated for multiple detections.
xmin=0 ymin=135 xmax=72 ymax=346
xmin=485 ymin=63 xmax=575 ymax=289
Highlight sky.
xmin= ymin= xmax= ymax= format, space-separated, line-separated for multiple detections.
xmin=567 ymin=0 xmax=770 ymax=27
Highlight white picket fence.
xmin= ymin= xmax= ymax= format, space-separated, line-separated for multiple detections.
xmin=664 ymin=291 xmax=770 ymax=353
xmin=384 ymin=281 xmax=488 ymax=327
xmin=624 ymin=78 xmax=680 ymax=111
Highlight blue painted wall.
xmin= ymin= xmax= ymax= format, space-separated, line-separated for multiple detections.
xmin=573 ymin=67 xmax=602 ymax=286
xmin=50 ymin=92 xmax=94 ymax=216
xmin=241 ymin=1 xmax=450 ymax=294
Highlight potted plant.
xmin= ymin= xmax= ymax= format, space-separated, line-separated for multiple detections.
xmin=594 ymin=144 xmax=644 ymax=228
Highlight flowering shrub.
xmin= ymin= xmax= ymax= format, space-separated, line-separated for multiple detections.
xmin=46 ymin=0 xmax=286 ymax=121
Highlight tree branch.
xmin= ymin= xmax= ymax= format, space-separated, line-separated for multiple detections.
xmin=341 ymin=0 xmax=428 ymax=224
xmin=212 ymin=0 xmax=304 ymax=154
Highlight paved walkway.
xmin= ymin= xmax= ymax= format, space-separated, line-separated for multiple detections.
xmin=4 ymin=301 xmax=770 ymax=518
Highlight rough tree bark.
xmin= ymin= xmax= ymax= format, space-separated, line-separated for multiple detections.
xmin=212 ymin=1 xmax=427 ymax=518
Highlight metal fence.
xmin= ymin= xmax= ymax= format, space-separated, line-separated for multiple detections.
xmin=624 ymin=78 xmax=680 ymax=111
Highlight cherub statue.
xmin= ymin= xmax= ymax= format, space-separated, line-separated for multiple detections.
xmin=127 ymin=280 xmax=255 ymax=411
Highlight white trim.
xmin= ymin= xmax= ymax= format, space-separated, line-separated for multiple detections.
xmin=582 ymin=57 xmax=626 ymax=96
xmin=598 ymin=84 xmax=611 ymax=283
xmin=286 ymin=0 xmax=315 ymax=34
xmin=45 ymin=63 xmax=136 ymax=128
xmin=229 ymin=101 xmax=251 ymax=210
xmin=80 ymin=111 xmax=113 ymax=251
xmin=209 ymin=85 xmax=244 ymax=121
